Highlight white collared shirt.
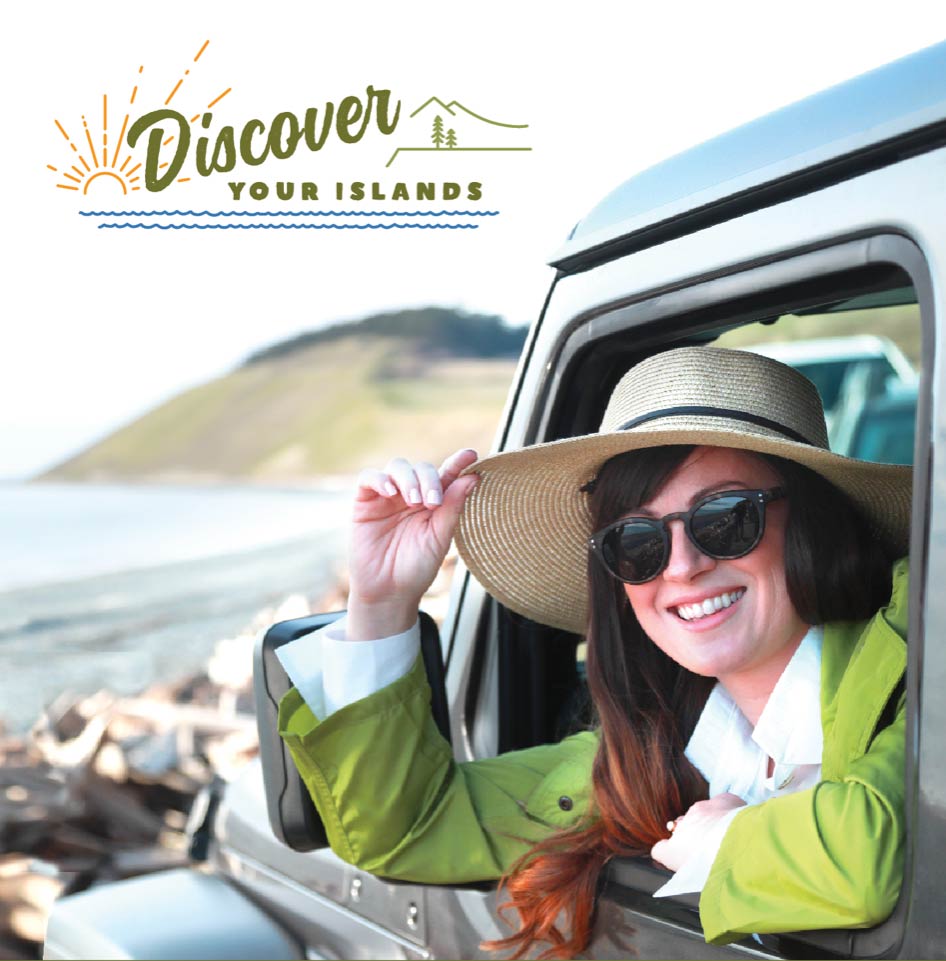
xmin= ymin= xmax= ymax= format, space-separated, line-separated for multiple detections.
xmin=278 ymin=621 xmax=825 ymax=898
xmin=655 ymin=625 xmax=824 ymax=896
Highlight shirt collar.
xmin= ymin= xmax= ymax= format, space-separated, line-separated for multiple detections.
xmin=752 ymin=625 xmax=823 ymax=765
xmin=685 ymin=625 xmax=824 ymax=782
xmin=685 ymin=682 xmax=751 ymax=793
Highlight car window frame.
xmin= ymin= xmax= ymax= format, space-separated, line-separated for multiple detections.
xmin=466 ymin=233 xmax=932 ymax=959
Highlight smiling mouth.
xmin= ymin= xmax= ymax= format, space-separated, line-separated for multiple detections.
xmin=674 ymin=589 xmax=745 ymax=622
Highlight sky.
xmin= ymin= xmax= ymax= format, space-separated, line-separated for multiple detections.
xmin=5 ymin=1 xmax=946 ymax=479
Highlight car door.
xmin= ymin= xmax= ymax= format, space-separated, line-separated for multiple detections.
xmin=431 ymin=146 xmax=941 ymax=959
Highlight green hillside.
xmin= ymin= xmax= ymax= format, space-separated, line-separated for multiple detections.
xmin=43 ymin=309 xmax=524 ymax=484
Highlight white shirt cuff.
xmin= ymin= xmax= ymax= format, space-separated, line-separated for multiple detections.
xmin=652 ymin=805 xmax=744 ymax=898
xmin=276 ymin=615 xmax=421 ymax=720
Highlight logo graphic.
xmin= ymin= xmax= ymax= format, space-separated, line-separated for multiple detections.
xmin=386 ymin=96 xmax=530 ymax=167
xmin=48 ymin=40 xmax=231 ymax=197
xmin=47 ymin=41 xmax=530 ymax=232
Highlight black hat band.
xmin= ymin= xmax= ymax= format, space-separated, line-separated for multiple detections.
xmin=616 ymin=406 xmax=816 ymax=446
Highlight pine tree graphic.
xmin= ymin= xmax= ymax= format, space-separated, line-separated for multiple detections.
xmin=432 ymin=115 xmax=445 ymax=148
xmin=446 ymin=128 xmax=457 ymax=148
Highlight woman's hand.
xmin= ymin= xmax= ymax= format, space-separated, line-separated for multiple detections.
xmin=346 ymin=448 xmax=480 ymax=640
xmin=650 ymin=793 xmax=746 ymax=872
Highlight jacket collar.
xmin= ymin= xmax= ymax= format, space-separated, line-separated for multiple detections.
xmin=820 ymin=558 xmax=908 ymax=780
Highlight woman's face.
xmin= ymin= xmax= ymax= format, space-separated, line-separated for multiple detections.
xmin=622 ymin=446 xmax=808 ymax=690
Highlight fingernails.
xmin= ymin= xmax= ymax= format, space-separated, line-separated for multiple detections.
xmin=409 ymin=489 xmax=422 ymax=505
xmin=426 ymin=489 xmax=442 ymax=506
xmin=384 ymin=482 xmax=397 ymax=496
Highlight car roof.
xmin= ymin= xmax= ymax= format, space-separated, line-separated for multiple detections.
xmin=550 ymin=40 xmax=946 ymax=270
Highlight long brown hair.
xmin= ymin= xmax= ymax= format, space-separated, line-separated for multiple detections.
xmin=484 ymin=444 xmax=893 ymax=959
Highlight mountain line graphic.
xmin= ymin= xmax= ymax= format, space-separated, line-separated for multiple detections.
xmin=409 ymin=96 xmax=529 ymax=128
xmin=386 ymin=95 xmax=531 ymax=167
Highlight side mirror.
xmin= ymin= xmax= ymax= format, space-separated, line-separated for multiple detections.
xmin=253 ymin=610 xmax=450 ymax=852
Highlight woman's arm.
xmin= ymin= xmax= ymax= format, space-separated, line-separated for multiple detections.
xmin=279 ymin=657 xmax=597 ymax=882
xmin=278 ymin=446 xmax=596 ymax=880
xmin=699 ymin=695 xmax=905 ymax=944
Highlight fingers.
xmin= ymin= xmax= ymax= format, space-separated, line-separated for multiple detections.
xmin=358 ymin=452 xmax=480 ymax=509
xmin=414 ymin=461 xmax=443 ymax=506
xmin=431 ymin=472 xmax=479 ymax=540
xmin=356 ymin=451 xmax=480 ymax=511
xmin=650 ymin=795 xmax=747 ymax=873
xmin=439 ymin=448 xmax=479 ymax=489
xmin=355 ymin=468 xmax=398 ymax=501
xmin=379 ymin=458 xmax=452 ymax=509
xmin=651 ymin=818 xmax=687 ymax=870
xmin=383 ymin=458 xmax=436 ymax=507
xmin=650 ymin=838 xmax=670 ymax=868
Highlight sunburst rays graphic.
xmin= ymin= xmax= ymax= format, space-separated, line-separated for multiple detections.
xmin=47 ymin=40 xmax=232 ymax=196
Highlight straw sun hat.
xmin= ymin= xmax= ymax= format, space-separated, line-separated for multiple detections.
xmin=454 ymin=346 xmax=913 ymax=635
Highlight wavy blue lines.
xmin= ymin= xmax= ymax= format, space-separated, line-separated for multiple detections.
xmin=83 ymin=207 xmax=496 ymax=234
xmin=81 ymin=209 xmax=498 ymax=218
xmin=98 ymin=222 xmax=479 ymax=230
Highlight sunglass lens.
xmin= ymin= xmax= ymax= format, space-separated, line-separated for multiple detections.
xmin=603 ymin=521 xmax=665 ymax=583
xmin=691 ymin=494 xmax=761 ymax=558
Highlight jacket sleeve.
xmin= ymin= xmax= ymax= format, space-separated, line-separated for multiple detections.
xmin=278 ymin=654 xmax=597 ymax=883
xmin=699 ymin=691 xmax=905 ymax=944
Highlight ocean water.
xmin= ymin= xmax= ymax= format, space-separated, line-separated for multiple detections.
xmin=0 ymin=482 xmax=351 ymax=731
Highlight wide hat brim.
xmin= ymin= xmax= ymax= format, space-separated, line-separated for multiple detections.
xmin=455 ymin=422 xmax=912 ymax=636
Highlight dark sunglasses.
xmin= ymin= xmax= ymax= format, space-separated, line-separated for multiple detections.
xmin=589 ymin=487 xmax=786 ymax=585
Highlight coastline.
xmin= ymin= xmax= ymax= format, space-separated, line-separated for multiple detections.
xmin=25 ymin=472 xmax=360 ymax=493
xmin=0 ymin=547 xmax=457 ymax=957
xmin=1 ymin=531 xmax=348 ymax=734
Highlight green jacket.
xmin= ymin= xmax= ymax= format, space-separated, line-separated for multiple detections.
xmin=279 ymin=559 xmax=908 ymax=945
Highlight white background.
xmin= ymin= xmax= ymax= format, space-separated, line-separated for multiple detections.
xmin=5 ymin=0 xmax=946 ymax=478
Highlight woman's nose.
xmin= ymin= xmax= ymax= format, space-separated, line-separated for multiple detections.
xmin=662 ymin=519 xmax=715 ymax=581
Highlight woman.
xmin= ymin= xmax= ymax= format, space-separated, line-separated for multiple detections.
xmin=277 ymin=346 xmax=910 ymax=957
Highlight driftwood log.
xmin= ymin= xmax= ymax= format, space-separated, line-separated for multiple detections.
xmin=0 ymin=554 xmax=456 ymax=959
xmin=0 ymin=589 xmax=278 ymax=960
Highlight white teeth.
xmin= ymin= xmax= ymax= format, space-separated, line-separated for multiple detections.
xmin=675 ymin=590 xmax=743 ymax=621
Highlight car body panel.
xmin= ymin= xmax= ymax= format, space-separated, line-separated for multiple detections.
xmin=551 ymin=40 xmax=946 ymax=269
xmin=43 ymin=869 xmax=301 ymax=960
